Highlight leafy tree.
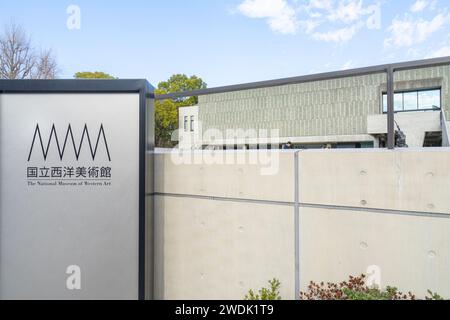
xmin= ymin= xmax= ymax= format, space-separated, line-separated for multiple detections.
xmin=74 ymin=71 xmax=116 ymax=79
xmin=155 ymin=74 xmax=207 ymax=147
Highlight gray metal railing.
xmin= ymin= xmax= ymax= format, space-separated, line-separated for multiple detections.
xmin=153 ymin=56 xmax=450 ymax=150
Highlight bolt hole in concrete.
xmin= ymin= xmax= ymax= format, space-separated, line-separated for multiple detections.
xmin=360 ymin=170 xmax=368 ymax=176
xmin=360 ymin=200 xmax=368 ymax=206
xmin=428 ymin=251 xmax=437 ymax=259
xmin=426 ymin=172 xmax=435 ymax=178
xmin=360 ymin=242 xmax=369 ymax=250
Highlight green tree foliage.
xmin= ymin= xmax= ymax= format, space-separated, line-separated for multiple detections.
xmin=245 ymin=279 xmax=282 ymax=301
xmin=155 ymin=74 xmax=207 ymax=147
xmin=74 ymin=71 xmax=116 ymax=79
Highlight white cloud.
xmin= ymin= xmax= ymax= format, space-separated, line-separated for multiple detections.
xmin=307 ymin=0 xmax=334 ymax=11
xmin=410 ymin=0 xmax=430 ymax=13
xmin=300 ymin=19 xmax=321 ymax=33
xmin=237 ymin=0 xmax=298 ymax=34
xmin=236 ymin=0 xmax=380 ymax=42
xmin=417 ymin=13 xmax=447 ymax=39
xmin=302 ymin=0 xmax=380 ymax=42
xmin=312 ymin=23 xmax=363 ymax=42
xmin=426 ymin=46 xmax=450 ymax=58
xmin=341 ymin=60 xmax=355 ymax=70
xmin=328 ymin=0 xmax=366 ymax=23
xmin=385 ymin=13 xmax=449 ymax=48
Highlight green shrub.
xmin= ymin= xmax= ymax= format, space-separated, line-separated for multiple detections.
xmin=342 ymin=286 xmax=411 ymax=300
xmin=244 ymin=275 xmax=445 ymax=300
xmin=245 ymin=279 xmax=282 ymax=300
xmin=426 ymin=290 xmax=444 ymax=301
xmin=300 ymin=274 xmax=445 ymax=300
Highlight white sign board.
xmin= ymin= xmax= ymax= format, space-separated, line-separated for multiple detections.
xmin=0 ymin=84 xmax=149 ymax=300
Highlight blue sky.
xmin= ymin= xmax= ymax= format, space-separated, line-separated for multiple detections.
xmin=1 ymin=0 xmax=449 ymax=87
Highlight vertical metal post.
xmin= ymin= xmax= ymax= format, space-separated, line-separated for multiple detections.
xmin=441 ymin=110 xmax=450 ymax=147
xmin=294 ymin=151 xmax=300 ymax=300
xmin=387 ymin=66 xmax=395 ymax=150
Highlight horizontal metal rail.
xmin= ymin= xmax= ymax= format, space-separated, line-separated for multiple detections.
xmin=154 ymin=56 xmax=450 ymax=100
xmin=151 ymin=192 xmax=450 ymax=219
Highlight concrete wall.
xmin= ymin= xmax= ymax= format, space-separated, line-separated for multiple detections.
xmin=367 ymin=111 xmax=441 ymax=147
xmin=198 ymin=65 xmax=450 ymax=141
xmin=153 ymin=149 xmax=450 ymax=300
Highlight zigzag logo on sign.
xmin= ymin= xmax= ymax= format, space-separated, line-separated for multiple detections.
xmin=28 ymin=124 xmax=111 ymax=162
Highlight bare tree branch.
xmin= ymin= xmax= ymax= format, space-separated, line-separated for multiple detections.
xmin=0 ymin=23 xmax=58 ymax=79
xmin=32 ymin=49 xmax=58 ymax=79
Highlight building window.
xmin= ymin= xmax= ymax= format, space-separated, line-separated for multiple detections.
xmin=403 ymin=91 xmax=418 ymax=111
xmin=190 ymin=115 xmax=195 ymax=132
xmin=184 ymin=116 xmax=188 ymax=132
xmin=419 ymin=90 xmax=441 ymax=110
xmin=382 ymin=89 xmax=441 ymax=113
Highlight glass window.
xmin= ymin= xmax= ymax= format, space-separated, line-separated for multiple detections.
xmin=382 ymin=93 xmax=405 ymax=112
xmin=184 ymin=116 xmax=188 ymax=132
xmin=419 ymin=90 xmax=440 ymax=110
xmin=382 ymin=89 xmax=441 ymax=113
xmin=190 ymin=116 xmax=195 ymax=132
xmin=394 ymin=93 xmax=403 ymax=111
xmin=403 ymin=91 xmax=418 ymax=111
